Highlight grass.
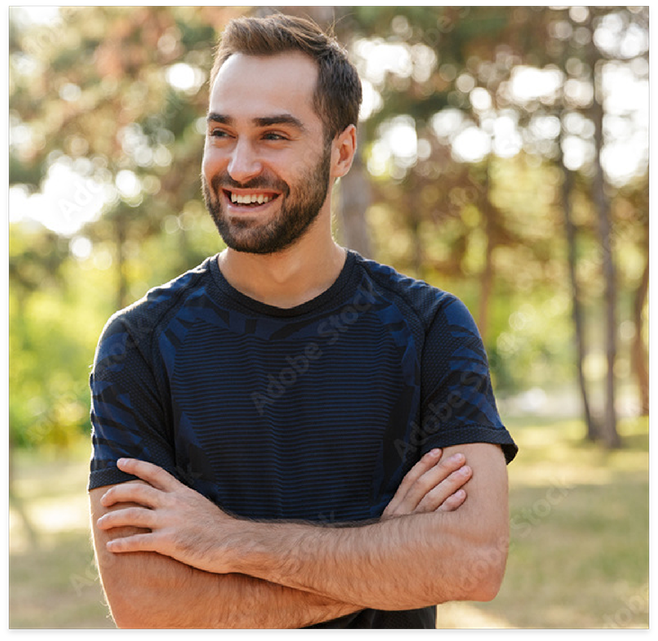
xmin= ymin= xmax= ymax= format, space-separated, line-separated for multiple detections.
xmin=8 ymin=416 xmax=649 ymax=629
xmin=438 ymin=415 xmax=649 ymax=629
xmin=9 ymin=442 xmax=115 ymax=629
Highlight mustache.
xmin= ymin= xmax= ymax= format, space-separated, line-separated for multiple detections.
xmin=208 ymin=172 xmax=289 ymax=195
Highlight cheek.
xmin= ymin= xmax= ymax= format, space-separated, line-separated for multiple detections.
xmin=202 ymin=146 xmax=225 ymax=178
xmin=201 ymin=152 xmax=212 ymax=180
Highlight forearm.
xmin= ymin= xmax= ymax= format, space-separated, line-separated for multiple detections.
xmin=230 ymin=510 xmax=507 ymax=611
xmin=100 ymin=551 xmax=360 ymax=629
xmin=91 ymin=494 xmax=361 ymax=628
xmin=226 ymin=444 xmax=509 ymax=611
xmin=95 ymin=445 xmax=507 ymax=615
xmin=98 ymin=536 xmax=360 ymax=629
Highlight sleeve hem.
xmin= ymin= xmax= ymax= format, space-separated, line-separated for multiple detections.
xmin=419 ymin=424 xmax=518 ymax=464
xmin=88 ymin=468 xmax=140 ymax=491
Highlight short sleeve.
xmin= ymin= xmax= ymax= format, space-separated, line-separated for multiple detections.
xmin=418 ymin=295 xmax=517 ymax=464
xmin=88 ymin=311 xmax=176 ymax=490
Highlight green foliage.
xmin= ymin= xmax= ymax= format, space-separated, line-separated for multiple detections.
xmin=9 ymin=227 xmax=108 ymax=449
xmin=8 ymin=6 xmax=649 ymax=450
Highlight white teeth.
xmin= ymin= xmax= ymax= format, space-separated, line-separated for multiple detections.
xmin=230 ymin=192 xmax=273 ymax=205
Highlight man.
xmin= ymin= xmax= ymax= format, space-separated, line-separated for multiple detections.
xmin=88 ymin=14 xmax=517 ymax=629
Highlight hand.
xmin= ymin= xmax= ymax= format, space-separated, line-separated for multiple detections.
xmin=96 ymin=458 xmax=234 ymax=574
xmin=382 ymin=448 xmax=472 ymax=519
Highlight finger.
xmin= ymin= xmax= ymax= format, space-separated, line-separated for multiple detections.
xmin=398 ymin=453 xmax=467 ymax=512
xmin=116 ymin=458 xmax=179 ymax=492
xmin=395 ymin=449 xmax=443 ymax=499
xmin=416 ymin=465 xmax=472 ymax=512
xmin=437 ymin=489 xmax=467 ymax=512
xmin=97 ymin=506 xmax=156 ymax=531
xmin=100 ymin=481 xmax=164 ymax=509
xmin=106 ymin=532 xmax=159 ymax=554
xmin=383 ymin=449 xmax=441 ymax=517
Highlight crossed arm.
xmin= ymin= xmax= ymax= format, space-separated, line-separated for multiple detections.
xmin=90 ymin=443 xmax=509 ymax=628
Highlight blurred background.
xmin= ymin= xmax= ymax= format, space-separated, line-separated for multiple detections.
xmin=8 ymin=5 xmax=648 ymax=629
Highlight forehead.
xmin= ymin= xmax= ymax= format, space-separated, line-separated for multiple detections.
xmin=209 ymin=52 xmax=320 ymax=126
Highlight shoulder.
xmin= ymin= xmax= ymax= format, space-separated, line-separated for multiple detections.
xmin=350 ymin=252 xmax=472 ymax=333
xmin=95 ymin=256 xmax=217 ymax=352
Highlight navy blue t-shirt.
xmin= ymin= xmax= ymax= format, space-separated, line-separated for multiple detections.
xmin=89 ymin=250 xmax=517 ymax=628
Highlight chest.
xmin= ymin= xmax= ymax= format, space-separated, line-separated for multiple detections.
xmin=161 ymin=308 xmax=422 ymax=520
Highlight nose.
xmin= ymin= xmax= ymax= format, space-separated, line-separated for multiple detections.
xmin=227 ymin=139 xmax=263 ymax=184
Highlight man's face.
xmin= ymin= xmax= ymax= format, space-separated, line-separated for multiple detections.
xmin=202 ymin=52 xmax=332 ymax=255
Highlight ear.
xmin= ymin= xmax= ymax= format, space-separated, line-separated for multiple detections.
xmin=330 ymin=124 xmax=357 ymax=179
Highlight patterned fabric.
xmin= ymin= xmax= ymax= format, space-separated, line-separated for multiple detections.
xmin=89 ymin=250 xmax=517 ymax=628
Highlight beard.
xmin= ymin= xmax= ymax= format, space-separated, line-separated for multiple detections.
xmin=202 ymin=144 xmax=332 ymax=255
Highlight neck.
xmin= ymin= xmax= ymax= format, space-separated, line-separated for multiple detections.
xmin=218 ymin=231 xmax=347 ymax=309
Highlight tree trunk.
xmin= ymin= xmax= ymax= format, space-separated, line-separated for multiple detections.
xmin=337 ymin=151 xmax=373 ymax=258
xmin=115 ymin=212 xmax=129 ymax=310
xmin=590 ymin=58 xmax=620 ymax=449
xmin=560 ymin=158 xmax=598 ymax=440
xmin=478 ymin=220 xmax=494 ymax=346
xmin=477 ymin=165 xmax=496 ymax=344
xmin=631 ymin=255 xmax=649 ymax=415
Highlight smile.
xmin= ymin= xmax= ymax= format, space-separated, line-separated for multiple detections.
xmin=226 ymin=191 xmax=278 ymax=206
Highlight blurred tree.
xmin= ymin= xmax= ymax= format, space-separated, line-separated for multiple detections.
xmin=9 ymin=6 xmax=241 ymax=448
xmin=10 ymin=6 xmax=242 ymax=303
xmin=548 ymin=7 xmax=649 ymax=444
xmin=342 ymin=6 xmax=648 ymax=445
xmin=8 ymin=6 xmax=648 ymax=454
xmin=343 ymin=6 xmax=569 ymax=362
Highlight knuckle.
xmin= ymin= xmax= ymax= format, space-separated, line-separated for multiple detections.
xmin=438 ymin=459 xmax=460 ymax=473
xmin=415 ymin=474 xmax=434 ymax=491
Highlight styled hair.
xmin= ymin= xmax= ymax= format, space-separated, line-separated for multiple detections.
xmin=210 ymin=14 xmax=362 ymax=142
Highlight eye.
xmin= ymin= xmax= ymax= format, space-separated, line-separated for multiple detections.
xmin=262 ymin=131 xmax=288 ymax=142
xmin=208 ymin=128 xmax=230 ymax=139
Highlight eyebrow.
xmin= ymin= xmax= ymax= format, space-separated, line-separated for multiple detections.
xmin=206 ymin=112 xmax=306 ymax=132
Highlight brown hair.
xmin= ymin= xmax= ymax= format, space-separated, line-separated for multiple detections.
xmin=210 ymin=14 xmax=362 ymax=142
